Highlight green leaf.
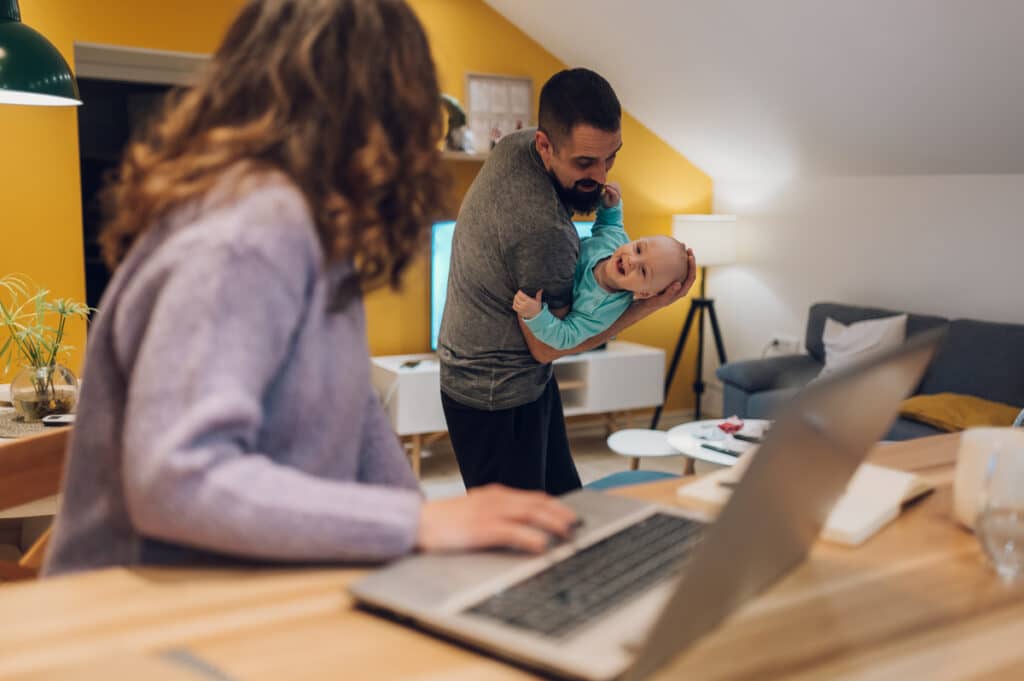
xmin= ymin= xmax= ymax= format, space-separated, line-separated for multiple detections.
xmin=1 ymin=274 xmax=89 ymax=371
xmin=34 ymin=291 xmax=46 ymax=327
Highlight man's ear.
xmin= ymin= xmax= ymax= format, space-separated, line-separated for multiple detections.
xmin=535 ymin=129 xmax=554 ymax=163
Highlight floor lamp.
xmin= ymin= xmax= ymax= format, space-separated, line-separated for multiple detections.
xmin=651 ymin=214 xmax=737 ymax=428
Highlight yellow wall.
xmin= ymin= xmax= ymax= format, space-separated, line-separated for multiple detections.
xmin=0 ymin=0 xmax=248 ymax=382
xmin=1 ymin=0 xmax=712 ymax=410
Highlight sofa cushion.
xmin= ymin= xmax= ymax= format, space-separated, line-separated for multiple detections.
xmin=899 ymin=392 xmax=1022 ymax=432
xmin=818 ymin=314 xmax=907 ymax=379
xmin=917 ymin=318 xmax=1024 ymax=407
xmin=806 ymin=303 xmax=948 ymax=363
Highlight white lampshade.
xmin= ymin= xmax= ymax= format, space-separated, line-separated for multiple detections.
xmin=672 ymin=214 xmax=737 ymax=267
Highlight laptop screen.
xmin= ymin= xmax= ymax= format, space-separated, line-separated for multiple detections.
xmin=626 ymin=329 xmax=943 ymax=681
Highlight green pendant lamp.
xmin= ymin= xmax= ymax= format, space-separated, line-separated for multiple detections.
xmin=0 ymin=0 xmax=80 ymax=106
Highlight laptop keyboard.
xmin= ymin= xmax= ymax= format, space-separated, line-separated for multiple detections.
xmin=465 ymin=513 xmax=706 ymax=639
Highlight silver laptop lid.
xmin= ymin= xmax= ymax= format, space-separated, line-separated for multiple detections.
xmin=626 ymin=328 xmax=944 ymax=681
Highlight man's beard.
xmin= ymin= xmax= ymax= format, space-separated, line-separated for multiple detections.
xmin=548 ymin=170 xmax=603 ymax=214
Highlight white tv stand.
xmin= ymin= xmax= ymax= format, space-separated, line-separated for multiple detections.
xmin=371 ymin=340 xmax=665 ymax=477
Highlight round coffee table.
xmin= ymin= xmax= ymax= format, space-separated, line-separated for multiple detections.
xmin=606 ymin=428 xmax=680 ymax=471
xmin=666 ymin=418 xmax=772 ymax=467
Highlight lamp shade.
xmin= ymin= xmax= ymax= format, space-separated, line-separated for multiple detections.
xmin=672 ymin=214 xmax=737 ymax=267
xmin=0 ymin=0 xmax=81 ymax=106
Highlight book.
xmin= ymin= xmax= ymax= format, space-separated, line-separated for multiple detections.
xmin=676 ymin=456 xmax=934 ymax=547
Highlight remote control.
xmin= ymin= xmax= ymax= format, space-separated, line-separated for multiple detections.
xmin=41 ymin=414 xmax=76 ymax=427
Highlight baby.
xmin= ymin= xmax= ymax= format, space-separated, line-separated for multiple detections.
xmin=513 ymin=184 xmax=690 ymax=349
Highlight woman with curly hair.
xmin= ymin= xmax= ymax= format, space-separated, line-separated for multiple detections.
xmin=44 ymin=0 xmax=576 ymax=575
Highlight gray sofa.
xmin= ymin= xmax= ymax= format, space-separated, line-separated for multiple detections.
xmin=716 ymin=302 xmax=1024 ymax=440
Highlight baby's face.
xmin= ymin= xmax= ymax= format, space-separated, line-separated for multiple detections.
xmin=605 ymin=236 xmax=688 ymax=298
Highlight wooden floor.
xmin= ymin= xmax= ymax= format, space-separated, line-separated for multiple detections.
xmin=419 ymin=410 xmax=722 ymax=499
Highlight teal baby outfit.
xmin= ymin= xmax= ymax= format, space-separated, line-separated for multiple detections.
xmin=523 ymin=203 xmax=633 ymax=349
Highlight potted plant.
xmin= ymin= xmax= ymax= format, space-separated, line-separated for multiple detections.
xmin=0 ymin=274 xmax=91 ymax=422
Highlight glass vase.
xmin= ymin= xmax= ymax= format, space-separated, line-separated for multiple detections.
xmin=10 ymin=363 xmax=78 ymax=422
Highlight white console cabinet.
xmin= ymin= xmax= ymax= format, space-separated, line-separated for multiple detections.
xmin=371 ymin=341 xmax=665 ymax=476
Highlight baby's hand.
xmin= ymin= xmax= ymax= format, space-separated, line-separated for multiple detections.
xmin=601 ymin=182 xmax=621 ymax=208
xmin=513 ymin=289 xmax=543 ymax=319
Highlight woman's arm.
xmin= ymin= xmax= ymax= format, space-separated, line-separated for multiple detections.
xmin=120 ymin=196 xmax=421 ymax=563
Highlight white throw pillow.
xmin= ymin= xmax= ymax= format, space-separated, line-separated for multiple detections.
xmin=817 ymin=314 xmax=908 ymax=379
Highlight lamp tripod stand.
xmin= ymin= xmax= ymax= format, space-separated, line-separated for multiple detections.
xmin=650 ymin=266 xmax=727 ymax=429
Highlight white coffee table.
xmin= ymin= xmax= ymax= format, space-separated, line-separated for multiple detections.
xmin=666 ymin=418 xmax=773 ymax=467
xmin=606 ymin=428 xmax=682 ymax=471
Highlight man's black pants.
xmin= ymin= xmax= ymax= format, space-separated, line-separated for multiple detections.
xmin=441 ymin=379 xmax=582 ymax=495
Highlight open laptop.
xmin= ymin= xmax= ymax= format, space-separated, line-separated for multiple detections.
xmin=351 ymin=329 xmax=944 ymax=681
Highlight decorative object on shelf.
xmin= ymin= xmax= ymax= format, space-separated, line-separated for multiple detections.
xmin=440 ymin=93 xmax=475 ymax=153
xmin=0 ymin=0 xmax=81 ymax=106
xmin=466 ymin=73 xmax=531 ymax=154
xmin=652 ymin=214 xmax=738 ymax=427
xmin=0 ymin=275 xmax=90 ymax=421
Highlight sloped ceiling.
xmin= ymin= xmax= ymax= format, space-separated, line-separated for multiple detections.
xmin=484 ymin=0 xmax=1024 ymax=183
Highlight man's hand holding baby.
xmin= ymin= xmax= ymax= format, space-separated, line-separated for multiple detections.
xmin=513 ymin=288 xmax=544 ymax=320
xmin=634 ymin=247 xmax=696 ymax=314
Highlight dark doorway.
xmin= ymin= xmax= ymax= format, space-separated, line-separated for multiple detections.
xmin=77 ymin=78 xmax=174 ymax=311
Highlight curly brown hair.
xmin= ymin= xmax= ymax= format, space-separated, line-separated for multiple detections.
xmin=100 ymin=0 xmax=448 ymax=294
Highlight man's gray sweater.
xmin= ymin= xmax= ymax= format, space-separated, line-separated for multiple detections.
xmin=438 ymin=129 xmax=579 ymax=410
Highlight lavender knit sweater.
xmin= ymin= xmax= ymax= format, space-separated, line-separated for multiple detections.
xmin=44 ymin=177 xmax=422 ymax=576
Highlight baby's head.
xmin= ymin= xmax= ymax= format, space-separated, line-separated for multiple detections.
xmin=605 ymin=235 xmax=689 ymax=299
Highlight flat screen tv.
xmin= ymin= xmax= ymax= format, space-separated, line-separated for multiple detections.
xmin=430 ymin=221 xmax=594 ymax=350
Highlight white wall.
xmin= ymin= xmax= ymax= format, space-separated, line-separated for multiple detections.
xmin=695 ymin=174 xmax=1024 ymax=410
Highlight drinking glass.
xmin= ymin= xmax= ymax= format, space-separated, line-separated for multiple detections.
xmin=976 ymin=441 xmax=1024 ymax=583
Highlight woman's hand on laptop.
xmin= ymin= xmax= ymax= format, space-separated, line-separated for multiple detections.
xmin=417 ymin=485 xmax=579 ymax=554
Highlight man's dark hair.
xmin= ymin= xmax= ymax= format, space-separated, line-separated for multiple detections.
xmin=538 ymin=68 xmax=621 ymax=148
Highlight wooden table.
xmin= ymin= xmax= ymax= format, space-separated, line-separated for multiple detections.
xmin=2 ymin=433 xmax=1023 ymax=681
xmin=0 ymin=429 xmax=68 ymax=580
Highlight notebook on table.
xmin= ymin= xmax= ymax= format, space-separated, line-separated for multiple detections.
xmin=677 ymin=451 xmax=934 ymax=546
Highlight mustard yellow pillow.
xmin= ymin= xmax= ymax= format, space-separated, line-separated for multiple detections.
xmin=899 ymin=393 xmax=1022 ymax=432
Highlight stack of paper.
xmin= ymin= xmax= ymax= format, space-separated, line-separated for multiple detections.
xmin=677 ymin=460 xmax=933 ymax=547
